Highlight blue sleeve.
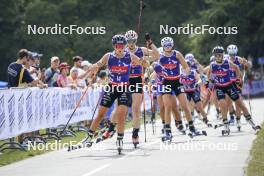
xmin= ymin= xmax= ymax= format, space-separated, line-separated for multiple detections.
xmin=23 ymin=69 xmax=34 ymax=83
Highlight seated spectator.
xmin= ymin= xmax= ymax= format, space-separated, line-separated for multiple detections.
xmin=81 ymin=60 xmax=92 ymax=86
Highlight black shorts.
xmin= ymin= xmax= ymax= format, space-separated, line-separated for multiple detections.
xmin=186 ymin=90 xmax=201 ymax=103
xmin=129 ymin=76 xmax=143 ymax=94
xmin=100 ymin=84 xmax=132 ymax=108
xmin=215 ymin=84 xmax=239 ymax=101
xmin=162 ymin=79 xmax=184 ymax=96
xmin=232 ymin=82 xmax=242 ymax=94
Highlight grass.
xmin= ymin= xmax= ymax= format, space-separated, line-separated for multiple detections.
xmin=246 ymin=122 xmax=264 ymax=176
xmin=0 ymin=114 xmax=156 ymax=166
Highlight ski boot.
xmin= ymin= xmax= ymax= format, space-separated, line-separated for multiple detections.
xmin=229 ymin=113 xmax=235 ymax=125
xmin=161 ymin=132 xmax=172 ymax=143
xmin=202 ymin=118 xmax=212 ymax=128
xmin=96 ymin=129 xmax=116 ymax=143
xmin=221 ymin=120 xmax=230 ymax=136
xmin=188 ymin=124 xmax=207 ymax=138
xmin=177 ymin=124 xmax=186 ymax=135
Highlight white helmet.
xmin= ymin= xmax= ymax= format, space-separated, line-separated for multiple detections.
xmin=185 ymin=53 xmax=194 ymax=61
xmin=161 ymin=37 xmax=174 ymax=48
xmin=227 ymin=44 xmax=238 ymax=55
xmin=125 ymin=30 xmax=138 ymax=41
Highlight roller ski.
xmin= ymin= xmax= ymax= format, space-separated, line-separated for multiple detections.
xmin=221 ymin=120 xmax=230 ymax=136
xmin=161 ymin=133 xmax=172 ymax=144
xmin=116 ymin=138 xmax=123 ymax=155
xmin=214 ymin=123 xmax=224 ymax=129
xmin=68 ymin=135 xmax=93 ymax=152
xmin=188 ymin=129 xmax=207 ymax=138
xmin=246 ymin=116 xmax=262 ymax=134
xmin=188 ymin=124 xmax=207 ymax=138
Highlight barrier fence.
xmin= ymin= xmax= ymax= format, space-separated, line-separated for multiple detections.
xmin=0 ymin=87 xmax=152 ymax=141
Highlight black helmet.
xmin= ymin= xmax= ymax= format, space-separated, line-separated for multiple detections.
xmin=212 ymin=46 xmax=224 ymax=54
xmin=112 ymin=34 xmax=127 ymax=45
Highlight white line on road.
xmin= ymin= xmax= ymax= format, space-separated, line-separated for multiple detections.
xmin=80 ymin=164 xmax=111 ymax=176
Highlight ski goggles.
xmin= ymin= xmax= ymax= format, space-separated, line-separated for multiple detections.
xmin=114 ymin=44 xmax=126 ymax=49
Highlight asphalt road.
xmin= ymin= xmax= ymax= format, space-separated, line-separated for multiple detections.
xmin=0 ymin=98 xmax=263 ymax=176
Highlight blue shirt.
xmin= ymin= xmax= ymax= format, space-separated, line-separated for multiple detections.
xmin=7 ymin=62 xmax=33 ymax=87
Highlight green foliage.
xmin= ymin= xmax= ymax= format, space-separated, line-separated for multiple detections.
xmin=0 ymin=0 xmax=264 ymax=80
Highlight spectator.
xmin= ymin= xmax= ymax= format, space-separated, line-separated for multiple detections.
xmin=97 ymin=70 xmax=108 ymax=86
xmin=57 ymin=62 xmax=71 ymax=87
xmin=68 ymin=68 xmax=84 ymax=89
xmin=39 ymin=68 xmax=46 ymax=83
xmin=7 ymin=49 xmax=39 ymax=87
xmin=70 ymin=56 xmax=90 ymax=87
xmin=81 ymin=60 xmax=92 ymax=86
xmin=45 ymin=56 xmax=60 ymax=87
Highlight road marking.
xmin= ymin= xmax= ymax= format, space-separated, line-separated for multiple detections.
xmin=80 ymin=164 xmax=110 ymax=176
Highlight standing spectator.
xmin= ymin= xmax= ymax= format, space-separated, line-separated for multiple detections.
xmin=7 ymin=49 xmax=39 ymax=87
xmin=70 ymin=56 xmax=90 ymax=87
xmin=68 ymin=68 xmax=84 ymax=88
xmin=7 ymin=49 xmax=45 ymax=145
xmin=45 ymin=56 xmax=60 ymax=87
xmin=57 ymin=62 xmax=71 ymax=87
xmin=81 ymin=60 xmax=92 ymax=86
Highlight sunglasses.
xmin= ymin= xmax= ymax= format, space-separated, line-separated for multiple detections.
xmin=127 ymin=39 xmax=137 ymax=43
xmin=163 ymin=44 xmax=173 ymax=48
xmin=114 ymin=44 xmax=125 ymax=49
xmin=214 ymin=54 xmax=223 ymax=58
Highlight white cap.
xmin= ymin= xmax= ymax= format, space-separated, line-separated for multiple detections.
xmin=81 ymin=60 xmax=92 ymax=67
xmin=50 ymin=56 xmax=59 ymax=63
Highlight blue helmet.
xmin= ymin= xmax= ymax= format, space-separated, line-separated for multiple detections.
xmin=112 ymin=34 xmax=127 ymax=45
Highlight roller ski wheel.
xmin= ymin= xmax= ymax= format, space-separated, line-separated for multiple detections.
xmin=221 ymin=129 xmax=230 ymax=136
xmin=132 ymin=136 xmax=139 ymax=149
xmin=253 ymin=125 xmax=261 ymax=134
